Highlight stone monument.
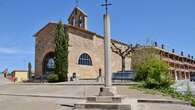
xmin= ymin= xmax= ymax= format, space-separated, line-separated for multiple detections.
xmin=100 ymin=0 xmax=117 ymax=96
xmin=73 ymin=0 xmax=137 ymax=109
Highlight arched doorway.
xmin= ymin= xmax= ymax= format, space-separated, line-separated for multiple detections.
xmin=43 ymin=52 xmax=55 ymax=75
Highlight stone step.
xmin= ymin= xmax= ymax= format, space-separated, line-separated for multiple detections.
xmin=74 ymin=98 xmax=137 ymax=110
xmin=87 ymin=96 xmax=127 ymax=103
xmin=74 ymin=102 xmax=132 ymax=110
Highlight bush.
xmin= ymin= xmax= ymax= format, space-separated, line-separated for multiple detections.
xmin=191 ymin=98 xmax=195 ymax=106
xmin=47 ymin=73 xmax=59 ymax=83
xmin=134 ymin=55 xmax=173 ymax=89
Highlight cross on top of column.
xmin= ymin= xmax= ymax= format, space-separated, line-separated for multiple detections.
xmin=101 ymin=0 xmax=112 ymax=15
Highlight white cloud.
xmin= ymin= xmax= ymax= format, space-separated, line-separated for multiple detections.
xmin=0 ymin=47 xmax=34 ymax=54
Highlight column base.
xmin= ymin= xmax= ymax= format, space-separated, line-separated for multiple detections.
xmin=73 ymin=86 xmax=138 ymax=110
xmin=73 ymin=97 xmax=137 ymax=110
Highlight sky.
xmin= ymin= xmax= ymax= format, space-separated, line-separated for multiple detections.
xmin=0 ymin=0 xmax=194 ymax=72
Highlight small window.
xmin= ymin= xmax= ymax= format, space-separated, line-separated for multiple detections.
xmin=79 ymin=16 xmax=84 ymax=27
xmin=78 ymin=53 xmax=92 ymax=66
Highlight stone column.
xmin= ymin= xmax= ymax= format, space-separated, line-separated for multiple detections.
xmin=104 ymin=14 xmax=112 ymax=87
xmin=99 ymin=13 xmax=118 ymax=96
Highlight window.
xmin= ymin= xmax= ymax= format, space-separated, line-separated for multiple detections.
xmin=79 ymin=16 xmax=84 ymax=27
xmin=78 ymin=53 xmax=92 ymax=66
xmin=43 ymin=52 xmax=55 ymax=75
xmin=47 ymin=58 xmax=55 ymax=69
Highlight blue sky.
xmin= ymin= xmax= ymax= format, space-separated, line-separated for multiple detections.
xmin=0 ymin=0 xmax=195 ymax=72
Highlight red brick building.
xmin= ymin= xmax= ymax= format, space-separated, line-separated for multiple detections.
xmin=133 ymin=44 xmax=195 ymax=80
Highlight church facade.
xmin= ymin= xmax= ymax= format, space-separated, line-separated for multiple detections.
xmin=34 ymin=7 xmax=131 ymax=79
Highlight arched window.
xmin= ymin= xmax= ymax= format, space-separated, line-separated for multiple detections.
xmin=78 ymin=53 xmax=92 ymax=66
xmin=43 ymin=52 xmax=55 ymax=75
xmin=47 ymin=58 xmax=55 ymax=69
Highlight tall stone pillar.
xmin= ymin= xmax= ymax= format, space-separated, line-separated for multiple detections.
xmin=98 ymin=13 xmax=118 ymax=97
xmin=73 ymin=1 xmax=137 ymax=109
xmin=104 ymin=14 xmax=112 ymax=87
xmin=74 ymin=13 xmax=136 ymax=106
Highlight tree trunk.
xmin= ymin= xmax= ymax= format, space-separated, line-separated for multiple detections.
xmin=122 ymin=57 xmax=126 ymax=72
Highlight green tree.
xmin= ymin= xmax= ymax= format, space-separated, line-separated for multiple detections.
xmin=54 ymin=21 xmax=69 ymax=82
xmin=28 ymin=62 xmax=32 ymax=80
xmin=131 ymin=46 xmax=158 ymax=69
xmin=134 ymin=54 xmax=173 ymax=89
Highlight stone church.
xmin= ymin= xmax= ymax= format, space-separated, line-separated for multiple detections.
xmin=34 ymin=7 xmax=131 ymax=79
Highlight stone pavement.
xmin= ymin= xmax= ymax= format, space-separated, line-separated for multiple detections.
xmin=0 ymin=95 xmax=78 ymax=110
xmin=0 ymin=74 xmax=12 ymax=85
xmin=0 ymin=84 xmax=177 ymax=100
xmin=136 ymin=103 xmax=195 ymax=110
xmin=18 ymin=79 xmax=138 ymax=86
xmin=0 ymin=84 xmax=194 ymax=110
xmin=0 ymin=95 xmax=194 ymax=110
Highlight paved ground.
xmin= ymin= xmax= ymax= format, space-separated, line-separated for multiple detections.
xmin=0 ymin=75 xmax=12 ymax=85
xmin=0 ymin=84 xmax=194 ymax=110
xmin=137 ymin=103 xmax=195 ymax=110
xmin=0 ymin=95 xmax=78 ymax=110
xmin=0 ymin=84 xmax=177 ymax=100
xmin=0 ymin=95 xmax=194 ymax=110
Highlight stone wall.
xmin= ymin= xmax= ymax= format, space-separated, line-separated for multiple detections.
xmin=35 ymin=23 xmax=56 ymax=76
xmin=35 ymin=23 xmax=131 ymax=79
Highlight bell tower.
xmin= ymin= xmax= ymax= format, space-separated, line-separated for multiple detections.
xmin=68 ymin=7 xmax=88 ymax=30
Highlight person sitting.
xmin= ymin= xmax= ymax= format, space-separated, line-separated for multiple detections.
xmin=70 ymin=73 xmax=78 ymax=81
